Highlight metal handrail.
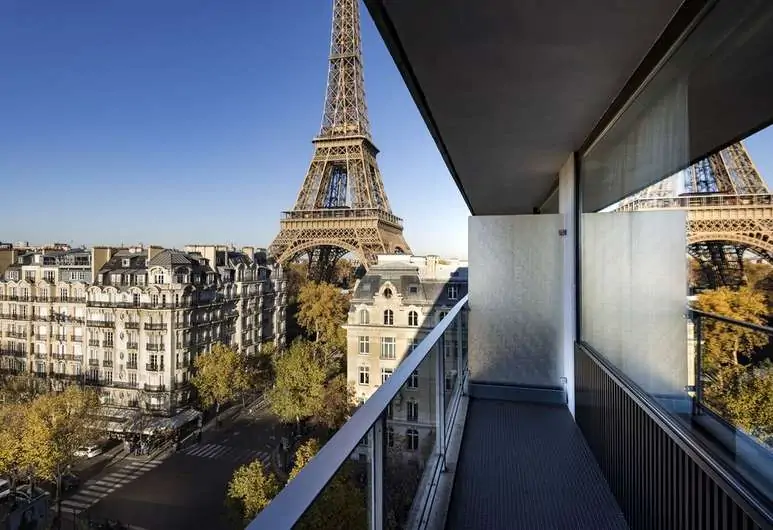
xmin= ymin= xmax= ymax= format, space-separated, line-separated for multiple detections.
xmin=689 ymin=308 xmax=773 ymax=335
xmin=247 ymin=294 xmax=469 ymax=530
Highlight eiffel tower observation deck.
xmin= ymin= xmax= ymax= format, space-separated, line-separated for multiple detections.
xmin=614 ymin=141 xmax=773 ymax=288
xmin=269 ymin=0 xmax=411 ymax=280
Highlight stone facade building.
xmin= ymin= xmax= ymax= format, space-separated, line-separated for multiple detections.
xmin=345 ymin=254 xmax=468 ymax=455
xmin=0 ymin=244 xmax=286 ymax=433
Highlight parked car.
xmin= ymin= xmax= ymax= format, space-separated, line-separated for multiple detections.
xmin=75 ymin=444 xmax=103 ymax=458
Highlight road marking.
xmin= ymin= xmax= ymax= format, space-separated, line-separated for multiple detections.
xmin=181 ymin=443 xmax=271 ymax=465
xmin=58 ymin=455 xmax=166 ymax=515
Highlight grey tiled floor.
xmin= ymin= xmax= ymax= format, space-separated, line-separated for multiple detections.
xmin=445 ymin=399 xmax=629 ymax=530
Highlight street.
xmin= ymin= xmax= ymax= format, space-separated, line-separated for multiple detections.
xmin=60 ymin=404 xmax=281 ymax=530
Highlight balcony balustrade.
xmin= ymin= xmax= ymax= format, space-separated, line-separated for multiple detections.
xmin=88 ymin=359 xmax=99 ymax=367
xmin=146 ymin=343 xmax=165 ymax=352
xmin=34 ymin=334 xmax=46 ymax=341
xmin=7 ymin=331 xmax=27 ymax=339
xmin=144 ymin=322 xmax=168 ymax=331
xmin=88 ymin=339 xmax=100 ymax=347
xmin=126 ymin=361 xmax=138 ymax=370
xmin=70 ymin=335 xmax=82 ymax=342
xmin=102 ymin=340 xmax=113 ymax=348
xmin=87 ymin=320 xmax=115 ymax=328
xmin=143 ymin=383 xmax=166 ymax=392
xmin=103 ymin=359 xmax=113 ymax=368
xmin=127 ymin=342 xmax=139 ymax=350
xmin=146 ymin=363 xmax=163 ymax=372
xmin=53 ymin=334 xmax=66 ymax=341
xmin=125 ymin=321 xmax=140 ymax=329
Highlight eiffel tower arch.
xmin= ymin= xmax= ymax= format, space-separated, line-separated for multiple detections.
xmin=269 ymin=0 xmax=411 ymax=280
xmin=616 ymin=141 xmax=773 ymax=288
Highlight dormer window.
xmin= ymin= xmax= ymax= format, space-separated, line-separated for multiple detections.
xmin=154 ymin=273 xmax=165 ymax=284
xmin=447 ymin=284 xmax=459 ymax=300
xmin=409 ymin=286 xmax=418 ymax=294
xmin=383 ymin=288 xmax=393 ymax=299
xmin=122 ymin=258 xmax=131 ymax=268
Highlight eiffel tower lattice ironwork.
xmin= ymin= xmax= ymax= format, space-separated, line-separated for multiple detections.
xmin=269 ymin=0 xmax=411 ymax=279
xmin=615 ymin=141 xmax=773 ymax=288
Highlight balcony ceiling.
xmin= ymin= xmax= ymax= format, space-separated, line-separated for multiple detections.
xmin=365 ymin=0 xmax=684 ymax=215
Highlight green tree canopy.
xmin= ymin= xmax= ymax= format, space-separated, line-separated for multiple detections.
xmin=267 ymin=340 xmax=327 ymax=425
xmin=297 ymin=281 xmax=349 ymax=349
xmin=192 ymin=342 xmax=251 ymax=417
xmin=0 ymin=374 xmax=48 ymax=405
xmin=315 ymin=373 xmax=356 ymax=430
xmin=288 ymin=438 xmax=367 ymax=530
xmin=226 ymin=459 xmax=280 ymax=523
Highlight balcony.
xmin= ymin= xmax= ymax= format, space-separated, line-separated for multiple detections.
xmin=126 ymin=361 xmax=138 ymax=370
xmin=127 ymin=341 xmax=139 ymax=350
xmin=87 ymin=320 xmax=115 ymax=328
xmin=88 ymin=339 xmax=100 ymax=347
xmin=103 ymin=359 xmax=113 ymax=368
xmin=144 ymin=322 xmax=167 ymax=331
xmin=146 ymin=343 xmax=164 ymax=352
xmin=34 ymin=334 xmax=46 ymax=341
xmin=125 ymin=321 xmax=140 ymax=329
xmin=70 ymin=335 xmax=82 ymax=342
xmin=250 ymin=289 xmax=773 ymax=530
xmin=7 ymin=332 xmax=27 ymax=339
xmin=143 ymin=383 xmax=166 ymax=392
xmin=53 ymin=334 xmax=66 ymax=342
xmin=88 ymin=359 xmax=99 ymax=367
xmin=102 ymin=340 xmax=113 ymax=348
xmin=145 ymin=363 xmax=162 ymax=372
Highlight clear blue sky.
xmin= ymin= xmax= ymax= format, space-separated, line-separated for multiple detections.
xmin=0 ymin=0 xmax=470 ymax=258
xmin=1 ymin=1 xmax=772 ymax=260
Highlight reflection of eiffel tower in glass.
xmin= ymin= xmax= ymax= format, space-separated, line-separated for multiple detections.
xmin=269 ymin=0 xmax=411 ymax=280
xmin=616 ymin=141 xmax=773 ymax=288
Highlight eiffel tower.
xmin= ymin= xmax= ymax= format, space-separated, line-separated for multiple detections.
xmin=269 ymin=0 xmax=411 ymax=280
xmin=616 ymin=141 xmax=773 ymax=288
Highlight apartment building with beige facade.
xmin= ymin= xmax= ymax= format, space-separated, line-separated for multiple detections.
xmin=0 ymin=244 xmax=286 ymax=434
xmin=345 ymin=254 xmax=468 ymax=455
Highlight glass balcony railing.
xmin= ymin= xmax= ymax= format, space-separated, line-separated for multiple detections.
xmin=247 ymin=295 xmax=468 ymax=529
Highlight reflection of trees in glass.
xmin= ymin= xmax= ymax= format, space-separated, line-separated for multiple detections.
xmin=384 ymin=430 xmax=436 ymax=530
xmin=694 ymin=286 xmax=773 ymax=445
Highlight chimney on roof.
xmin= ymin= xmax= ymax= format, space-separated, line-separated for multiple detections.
xmin=147 ymin=245 xmax=164 ymax=262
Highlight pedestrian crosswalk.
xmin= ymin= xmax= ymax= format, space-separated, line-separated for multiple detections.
xmin=60 ymin=456 xmax=164 ymax=515
xmin=181 ymin=443 xmax=271 ymax=465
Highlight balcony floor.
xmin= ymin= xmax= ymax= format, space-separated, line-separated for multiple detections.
xmin=445 ymin=398 xmax=628 ymax=530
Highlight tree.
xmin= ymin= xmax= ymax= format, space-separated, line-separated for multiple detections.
xmin=0 ymin=373 xmax=47 ymax=404
xmin=246 ymin=343 xmax=277 ymax=394
xmin=314 ymin=374 xmax=356 ymax=430
xmin=267 ymin=340 xmax=327 ymax=426
xmin=297 ymin=281 xmax=349 ymax=349
xmin=0 ymin=404 xmax=29 ymax=494
xmin=192 ymin=342 xmax=251 ymax=424
xmin=288 ymin=438 xmax=367 ymax=530
xmin=22 ymin=386 xmax=101 ymax=519
xmin=226 ymin=459 xmax=280 ymax=524
xmin=703 ymin=361 xmax=773 ymax=445
xmin=693 ymin=287 xmax=769 ymax=370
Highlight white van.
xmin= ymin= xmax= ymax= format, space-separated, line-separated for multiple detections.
xmin=0 ymin=478 xmax=10 ymax=501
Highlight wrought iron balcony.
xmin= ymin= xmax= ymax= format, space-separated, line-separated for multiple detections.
xmin=7 ymin=331 xmax=27 ymax=339
xmin=87 ymin=320 xmax=115 ymax=328
xmin=126 ymin=361 xmax=138 ymax=370
xmin=88 ymin=339 xmax=100 ymax=346
xmin=88 ymin=359 xmax=99 ymax=367
xmin=70 ymin=335 xmax=82 ymax=342
xmin=103 ymin=359 xmax=114 ymax=368
xmin=125 ymin=321 xmax=140 ymax=329
xmin=146 ymin=343 xmax=164 ymax=352
xmin=102 ymin=340 xmax=113 ymax=348
xmin=127 ymin=342 xmax=139 ymax=350
xmin=53 ymin=334 xmax=66 ymax=342
xmin=144 ymin=322 xmax=167 ymax=331
xmin=145 ymin=363 xmax=163 ymax=372
xmin=144 ymin=383 xmax=166 ymax=392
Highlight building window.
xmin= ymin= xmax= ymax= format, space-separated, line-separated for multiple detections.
xmin=387 ymin=426 xmax=394 ymax=447
xmin=387 ymin=403 xmax=394 ymax=420
xmin=380 ymin=337 xmax=396 ymax=359
xmin=407 ymin=400 xmax=418 ymax=422
xmin=406 ymin=428 xmax=419 ymax=450
xmin=447 ymin=285 xmax=459 ymax=300
xmin=133 ymin=293 xmax=140 ymax=305
xmin=128 ymin=372 xmax=137 ymax=385
xmin=381 ymin=367 xmax=393 ymax=384
xmin=358 ymin=366 xmax=370 ymax=385
xmin=154 ymin=274 xmax=164 ymax=284
xmin=151 ymin=294 xmax=159 ymax=306
xmin=407 ymin=370 xmax=418 ymax=390
xmin=408 ymin=337 xmax=420 ymax=353
xmin=445 ymin=373 xmax=454 ymax=391
xmin=359 ymin=309 xmax=369 ymax=325
xmin=383 ymin=309 xmax=394 ymax=326
xmin=358 ymin=336 xmax=369 ymax=355
xmin=408 ymin=310 xmax=418 ymax=327
xmin=383 ymin=288 xmax=392 ymax=299
xmin=409 ymin=286 xmax=418 ymax=294
xmin=438 ymin=311 xmax=447 ymax=324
